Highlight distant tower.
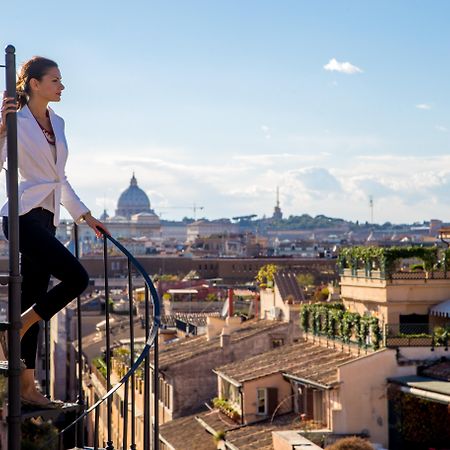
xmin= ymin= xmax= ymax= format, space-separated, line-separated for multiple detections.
xmin=100 ymin=209 xmax=109 ymax=222
xmin=272 ymin=186 xmax=283 ymax=220
xmin=369 ymin=195 xmax=374 ymax=224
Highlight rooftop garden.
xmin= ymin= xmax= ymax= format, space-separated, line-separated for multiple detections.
xmin=300 ymin=302 xmax=383 ymax=350
xmin=338 ymin=246 xmax=450 ymax=279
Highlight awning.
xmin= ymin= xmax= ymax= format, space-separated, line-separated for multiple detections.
xmin=430 ymin=299 xmax=450 ymax=318
xmin=388 ymin=375 xmax=450 ymax=404
xmin=167 ymin=289 xmax=198 ymax=294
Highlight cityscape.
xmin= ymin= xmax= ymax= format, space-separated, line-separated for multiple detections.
xmin=1 ymin=1 xmax=450 ymax=450
xmin=1 ymin=174 xmax=450 ymax=449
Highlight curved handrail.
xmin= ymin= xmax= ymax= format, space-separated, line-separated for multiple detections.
xmin=49 ymin=231 xmax=161 ymax=443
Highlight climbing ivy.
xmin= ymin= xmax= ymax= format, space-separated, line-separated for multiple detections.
xmin=338 ymin=246 xmax=440 ymax=277
xmin=300 ymin=303 xmax=382 ymax=349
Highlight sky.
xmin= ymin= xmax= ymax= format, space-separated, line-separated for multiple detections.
xmin=1 ymin=1 xmax=450 ymax=224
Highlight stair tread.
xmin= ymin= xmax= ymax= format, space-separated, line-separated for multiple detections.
xmin=0 ymin=274 xmax=8 ymax=285
xmin=0 ymin=322 xmax=8 ymax=331
xmin=0 ymin=361 xmax=8 ymax=375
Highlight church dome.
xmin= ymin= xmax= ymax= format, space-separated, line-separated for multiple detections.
xmin=116 ymin=174 xmax=152 ymax=219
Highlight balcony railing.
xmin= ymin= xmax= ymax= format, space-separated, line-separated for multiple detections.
xmin=0 ymin=45 xmax=161 ymax=450
xmin=341 ymin=267 xmax=450 ymax=281
xmin=385 ymin=323 xmax=450 ymax=348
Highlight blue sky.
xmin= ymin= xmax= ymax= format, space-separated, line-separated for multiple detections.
xmin=1 ymin=1 xmax=450 ymax=223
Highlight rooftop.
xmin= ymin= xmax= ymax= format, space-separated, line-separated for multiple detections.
xmin=216 ymin=339 xmax=358 ymax=387
xmin=273 ymin=271 xmax=305 ymax=303
xmin=388 ymin=375 xmax=450 ymax=397
xmin=200 ymin=409 xmax=304 ymax=450
xmin=151 ymin=319 xmax=287 ymax=370
xmin=160 ymin=409 xmax=307 ymax=450
xmin=422 ymin=359 xmax=450 ymax=381
xmin=159 ymin=411 xmax=216 ymax=450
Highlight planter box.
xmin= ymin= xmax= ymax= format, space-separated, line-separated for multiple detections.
xmin=386 ymin=336 xmax=433 ymax=347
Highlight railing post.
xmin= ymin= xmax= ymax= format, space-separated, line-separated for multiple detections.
xmin=103 ymin=238 xmax=115 ymax=450
xmin=127 ymin=259 xmax=136 ymax=450
xmin=73 ymin=223 xmax=85 ymax=448
xmin=123 ymin=379 xmax=129 ymax=450
xmin=44 ymin=320 xmax=50 ymax=398
xmin=5 ymin=44 xmax=21 ymax=450
xmin=153 ymin=331 xmax=159 ymax=450
xmin=143 ymin=286 xmax=150 ymax=450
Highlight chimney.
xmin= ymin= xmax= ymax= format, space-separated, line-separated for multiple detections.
xmin=220 ymin=326 xmax=231 ymax=349
xmin=228 ymin=288 xmax=234 ymax=317
xmin=207 ymin=316 xmax=225 ymax=341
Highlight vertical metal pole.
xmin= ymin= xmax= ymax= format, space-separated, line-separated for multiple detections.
xmin=74 ymin=223 xmax=85 ymax=447
xmin=103 ymin=238 xmax=114 ymax=450
xmin=143 ymin=286 xmax=150 ymax=450
xmin=44 ymin=321 xmax=50 ymax=398
xmin=123 ymin=379 xmax=129 ymax=450
xmin=5 ymin=44 xmax=21 ymax=450
xmin=93 ymin=406 xmax=100 ymax=450
xmin=153 ymin=331 xmax=159 ymax=450
xmin=127 ymin=260 xmax=136 ymax=450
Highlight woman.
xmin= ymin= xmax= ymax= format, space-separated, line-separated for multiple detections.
xmin=0 ymin=56 xmax=108 ymax=408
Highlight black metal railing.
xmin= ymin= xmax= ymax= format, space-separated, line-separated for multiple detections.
xmin=1 ymin=45 xmax=161 ymax=450
xmin=51 ymin=229 xmax=162 ymax=450
xmin=0 ymin=44 xmax=22 ymax=450
xmin=385 ymin=323 xmax=450 ymax=348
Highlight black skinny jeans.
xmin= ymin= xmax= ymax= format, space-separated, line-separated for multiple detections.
xmin=3 ymin=208 xmax=89 ymax=368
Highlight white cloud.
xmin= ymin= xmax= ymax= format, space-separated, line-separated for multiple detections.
xmin=323 ymin=58 xmax=363 ymax=74
xmin=416 ymin=103 xmax=431 ymax=110
xmin=435 ymin=125 xmax=448 ymax=132
xmin=19 ymin=141 xmax=450 ymax=224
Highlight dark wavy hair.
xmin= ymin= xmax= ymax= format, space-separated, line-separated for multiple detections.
xmin=16 ymin=57 xmax=58 ymax=109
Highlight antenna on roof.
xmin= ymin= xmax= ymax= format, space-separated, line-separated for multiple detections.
xmin=369 ymin=195 xmax=374 ymax=224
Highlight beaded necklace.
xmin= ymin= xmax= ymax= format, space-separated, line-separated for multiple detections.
xmin=32 ymin=110 xmax=56 ymax=145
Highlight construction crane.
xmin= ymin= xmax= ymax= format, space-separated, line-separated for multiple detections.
xmin=158 ymin=203 xmax=205 ymax=220
xmin=232 ymin=214 xmax=258 ymax=222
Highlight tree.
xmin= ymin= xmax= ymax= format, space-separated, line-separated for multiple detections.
xmin=255 ymin=264 xmax=278 ymax=287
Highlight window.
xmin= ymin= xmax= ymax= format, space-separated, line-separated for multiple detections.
xmin=257 ymin=388 xmax=267 ymax=415
xmin=165 ymin=383 xmax=171 ymax=410
xmin=257 ymin=387 xmax=278 ymax=416
xmin=158 ymin=378 xmax=172 ymax=410
xmin=272 ymin=338 xmax=284 ymax=348
xmin=313 ymin=390 xmax=325 ymax=423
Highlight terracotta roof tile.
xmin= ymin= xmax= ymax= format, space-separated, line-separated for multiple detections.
xmin=274 ymin=272 xmax=305 ymax=303
xmin=159 ymin=412 xmax=216 ymax=450
xmin=422 ymin=359 xmax=450 ymax=381
xmin=198 ymin=410 xmax=303 ymax=450
xmin=151 ymin=319 xmax=288 ymax=370
xmin=216 ymin=339 xmax=357 ymax=387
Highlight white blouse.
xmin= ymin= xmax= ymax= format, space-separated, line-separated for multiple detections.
xmin=0 ymin=105 xmax=89 ymax=226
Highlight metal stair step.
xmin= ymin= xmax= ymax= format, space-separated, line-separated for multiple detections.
xmin=0 ymin=360 xmax=8 ymax=376
xmin=0 ymin=274 xmax=8 ymax=285
xmin=0 ymin=322 xmax=9 ymax=331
